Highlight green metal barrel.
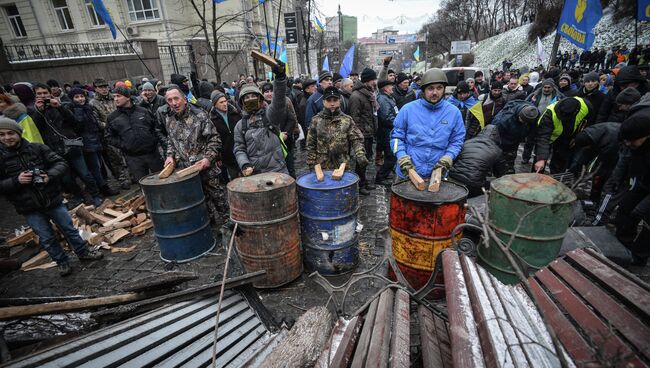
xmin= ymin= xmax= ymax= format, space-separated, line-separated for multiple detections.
xmin=479 ymin=173 xmax=576 ymax=284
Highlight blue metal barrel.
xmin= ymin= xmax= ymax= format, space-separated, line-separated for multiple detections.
xmin=139 ymin=172 xmax=216 ymax=263
xmin=296 ymin=171 xmax=360 ymax=275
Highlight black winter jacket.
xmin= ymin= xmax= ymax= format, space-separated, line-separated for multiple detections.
xmin=210 ymin=105 xmax=241 ymax=167
xmin=0 ymin=140 xmax=68 ymax=214
xmin=30 ymin=106 xmax=78 ymax=156
xmin=106 ymin=103 xmax=162 ymax=156
xmin=449 ymin=125 xmax=502 ymax=186
xmin=68 ymin=102 xmax=103 ymax=152
xmin=393 ymin=86 xmax=416 ymax=110
xmin=492 ymin=100 xmax=538 ymax=152
xmin=576 ymin=87 xmax=606 ymax=125
xmin=138 ymin=94 xmax=166 ymax=116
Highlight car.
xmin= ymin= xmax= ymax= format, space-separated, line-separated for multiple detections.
xmin=442 ymin=67 xmax=490 ymax=96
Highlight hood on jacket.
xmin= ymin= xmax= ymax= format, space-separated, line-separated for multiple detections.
xmin=628 ymin=92 xmax=650 ymax=115
xmin=2 ymin=102 xmax=27 ymax=120
xmin=198 ymin=81 xmax=214 ymax=99
xmin=529 ymin=72 xmax=540 ymax=85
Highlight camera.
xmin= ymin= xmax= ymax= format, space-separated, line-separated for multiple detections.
xmin=30 ymin=169 xmax=45 ymax=186
xmin=42 ymin=98 xmax=50 ymax=107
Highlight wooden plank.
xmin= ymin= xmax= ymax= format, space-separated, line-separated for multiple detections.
xmin=432 ymin=314 xmax=453 ymax=367
xmin=251 ymin=50 xmax=280 ymax=68
xmin=103 ymin=208 xmax=125 ymax=218
xmin=6 ymin=229 xmax=36 ymax=247
xmin=441 ymin=250 xmax=485 ymax=368
xmin=389 ymin=289 xmax=410 ymax=368
xmin=97 ymin=221 xmax=132 ymax=233
xmin=329 ymin=316 xmax=363 ymax=368
xmin=528 ymin=277 xmax=594 ymax=364
xmin=428 ymin=167 xmax=442 ymax=192
xmin=128 ymin=196 xmax=146 ymax=213
xmin=314 ymin=164 xmax=324 ymax=182
xmin=176 ymin=163 xmax=202 ymax=178
xmin=365 ymin=288 xmax=394 ymax=368
xmin=584 ymin=248 xmax=650 ymax=293
xmin=535 ymin=267 xmax=645 ymax=367
xmin=131 ymin=219 xmax=153 ymax=235
xmin=418 ymin=305 xmax=443 ymax=368
xmin=567 ymin=249 xmax=650 ymax=317
xmin=331 ymin=163 xmax=346 ymax=180
xmin=350 ymin=296 xmax=380 ymax=368
xmin=22 ymin=261 xmax=57 ymax=272
xmin=550 ymin=259 xmax=650 ymax=360
xmin=158 ymin=162 xmax=174 ymax=179
xmin=105 ymin=228 xmax=130 ymax=245
xmin=111 ymin=244 xmax=137 ymax=253
xmin=20 ymin=251 xmax=49 ymax=270
xmin=102 ymin=210 xmax=134 ymax=228
xmin=408 ymin=169 xmax=425 ymax=191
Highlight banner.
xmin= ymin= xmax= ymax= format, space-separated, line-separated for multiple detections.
xmin=556 ymin=0 xmax=602 ymax=50
xmin=639 ymin=0 xmax=650 ymax=21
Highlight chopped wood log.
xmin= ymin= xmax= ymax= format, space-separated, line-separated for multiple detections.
xmin=75 ymin=206 xmax=106 ymax=225
xmin=96 ymin=198 xmax=115 ymax=212
xmin=20 ymin=251 xmax=49 ymax=270
xmin=102 ymin=210 xmax=134 ymax=227
xmin=88 ymin=234 xmax=106 ymax=246
xmin=84 ymin=205 xmax=95 ymax=211
xmin=131 ymin=219 xmax=153 ymax=235
xmin=314 ymin=164 xmax=324 ymax=182
xmin=260 ymin=306 xmax=332 ymax=368
xmin=6 ymin=229 xmax=37 ymax=247
xmin=135 ymin=213 xmax=147 ymax=224
xmin=331 ymin=163 xmax=346 ymax=180
xmin=97 ymin=221 xmax=132 ymax=233
xmin=103 ymin=208 xmax=125 ymax=218
xmin=408 ymin=169 xmax=425 ymax=191
xmin=428 ymin=167 xmax=442 ymax=193
xmin=111 ymin=244 xmax=136 ymax=253
xmin=23 ymin=261 xmax=57 ymax=272
xmin=8 ymin=242 xmax=41 ymax=265
xmin=105 ymin=229 xmax=130 ymax=245
xmin=176 ymin=163 xmax=202 ymax=178
xmin=128 ymin=196 xmax=146 ymax=212
xmin=68 ymin=203 xmax=85 ymax=216
xmin=159 ymin=162 xmax=175 ymax=179
xmin=251 ymin=50 xmax=280 ymax=68
xmin=114 ymin=188 xmax=140 ymax=205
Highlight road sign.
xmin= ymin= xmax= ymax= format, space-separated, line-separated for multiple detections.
xmin=451 ymin=40 xmax=471 ymax=54
xmin=284 ymin=13 xmax=298 ymax=45
xmin=285 ymin=28 xmax=298 ymax=45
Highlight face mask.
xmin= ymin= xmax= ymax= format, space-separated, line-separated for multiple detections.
xmin=243 ymin=98 xmax=260 ymax=114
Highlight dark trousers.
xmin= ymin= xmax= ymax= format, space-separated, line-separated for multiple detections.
xmin=83 ymin=151 xmax=106 ymax=188
xmin=63 ymin=147 xmax=100 ymax=197
xmin=376 ymin=132 xmax=396 ymax=181
xmin=522 ymin=131 xmax=536 ymax=161
xmin=615 ymin=190 xmax=650 ymax=260
xmin=285 ymin=143 xmax=296 ymax=178
xmin=355 ymin=137 xmax=374 ymax=187
xmin=24 ymin=204 xmax=90 ymax=265
xmin=549 ymin=143 xmax=572 ymax=174
xmin=125 ymin=151 xmax=163 ymax=182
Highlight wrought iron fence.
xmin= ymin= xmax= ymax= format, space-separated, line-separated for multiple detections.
xmin=4 ymin=42 xmax=137 ymax=63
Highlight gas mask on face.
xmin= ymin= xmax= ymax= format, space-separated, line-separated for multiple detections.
xmin=243 ymin=98 xmax=260 ymax=114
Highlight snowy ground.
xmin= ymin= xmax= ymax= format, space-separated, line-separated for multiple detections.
xmin=473 ymin=7 xmax=650 ymax=71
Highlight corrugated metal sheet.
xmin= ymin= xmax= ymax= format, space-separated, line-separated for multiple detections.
xmin=6 ymin=290 xmax=274 ymax=368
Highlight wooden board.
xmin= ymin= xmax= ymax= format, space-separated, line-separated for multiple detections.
xmin=428 ymin=167 xmax=442 ymax=192
xmin=128 ymin=196 xmax=146 ymax=213
xmin=105 ymin=228 xmax=130 ymax=245
xmin=328 ymin=316 xmax=363 ymax=368
xmin=98 ymin=221 xmax=132 ymax=233
xmin=351 ymin=296 xmax=380 ymax=368
xmin=158 ymin=162 xmax=174 ymax=179
xmin=251 ymin=50 xmax=280 ymax=68
xmin=21 ymin=251 xmax=49 ymax=270
xmin=6 ymin=229 xmax=37 ymax=247
xmin=102 ymin=210 xmax=134 ymax=228
xmin=389 ymin=289 xmax=410 ymax=368
xmin=408 ymin=169 xmax=425 ymax=191
xmin=103 ymin=208 xmax=125 ymax=218
xmin=314 ymin=164 xmax=324 ymax=182
xmin=23 ymin=261 xmax=57 ymax=272
xmin=131 ymin=219 xmax=153 ymax=235
xmin=111 ymin=244 xmax=137 ymax=253
xmin=176 ymin=163 xmax=202 ymax=178
xmin=365 ymin=289 xmax=393 ymax=368
xmin=331 ymin=163 xmax=346 ymax=180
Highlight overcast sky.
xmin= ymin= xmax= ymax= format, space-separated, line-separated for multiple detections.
xmin=315 ymin=0 xmax=441 ymax=38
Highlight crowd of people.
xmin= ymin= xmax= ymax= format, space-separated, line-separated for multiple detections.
xmin=1 ymin=49 xmax=649 ymax=275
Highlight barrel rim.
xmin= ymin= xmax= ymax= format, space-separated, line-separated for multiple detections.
xmin=490 ymin=173 xmax=577 ymax=205
xmin=390 ymin=179 xmax=468 ymax=204
xmin=226 ymin=172 xmax=296 ymax=193
xmin=159 ymin=237 xmax=217 ymax=263
xmin=139 ymin=171 xmax=200 ymax=186
xmin=296 ymin=171 xmax=359 ymax=190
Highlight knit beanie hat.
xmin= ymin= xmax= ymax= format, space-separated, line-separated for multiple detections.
xmin=555 ymin=98 xmax=581 ymax=120
xmin=12 ymin=83 xmax=35 ymax=106
xmin=68 ymin=87 xmax=86 ymax=100
xmin=519 ymin=105 xmax=540 ymax=124
xmin=361 ymin=67 xmax=377 ymax=83
xmin=318 ymin=70 xmax=333 ymax=82
xmin=261 ymin=83 xmax=273 ymax=93
xmin=559 ymin=75 xmax=572 ymax=84
xmin=142 ymin=82 xmax=155 ymax=91
xmin=0 ymin=116 xmax=22 ymax=134
xmin=455 ymin=81 xmax=470 ymax=94
xmin=619 ymin=114 xmax=650 ymax=141
xmin=114 ymin=81 xmax=127 ymax=88
xmin=112 ymin=86 xmax=131 ymax=97
xmin=616 ymin=65 xmax=644 ymax=85
xmin=583 ymin=72 xmax=599 ymax=83
xmin=542 ymin=78 xmax=555 ymax=87
xmin=210 ymin=90 xmax=226 ymax=105
xmin=616 ymin=87 xmax=642 ymax=105
xmin=396 ymin=72 xmax=409 ymax=84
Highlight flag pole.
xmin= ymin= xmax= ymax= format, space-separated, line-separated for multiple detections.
xmin=262 ymin=1 xmax=272 ymax=57
xmin=635 ymin=0 xmax=639 ymax=48
xmin=273 ymin=0 xmax=284 ymax=60
xmin=115 ymin=23 xmax=155 ymax=78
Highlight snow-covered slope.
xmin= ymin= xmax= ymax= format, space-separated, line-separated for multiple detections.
xmin=473 ymin=7 xmax=650 ymax=70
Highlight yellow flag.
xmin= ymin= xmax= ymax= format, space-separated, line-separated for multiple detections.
xmin=468 ymin=102 xmax=485 ymax=128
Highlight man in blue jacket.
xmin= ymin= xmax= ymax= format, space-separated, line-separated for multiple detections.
xmin=304 ymin=71 xmax=333 ymax=131
xmin=391 ymin=68 xmax=465 ymax=179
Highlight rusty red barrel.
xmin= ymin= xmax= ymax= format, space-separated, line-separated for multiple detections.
xmin=389 ymin=180 xmax=468 ymax=290
xmin=227 ymin=173 xmax=302 ymax=288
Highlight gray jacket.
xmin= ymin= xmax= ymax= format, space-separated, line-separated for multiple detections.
xmin=233 ymin=77 xmax=289 ymax=175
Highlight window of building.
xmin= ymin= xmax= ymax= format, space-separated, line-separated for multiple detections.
xmin=4 ymin=5 xmax=27 ymax=38
xmin=52 ymin=0 xmax=74 ymax=31
xmin=85 ymin=0 xmax=105 ymax=27
xmin=126 ymin=0 xmax=160 ymax=22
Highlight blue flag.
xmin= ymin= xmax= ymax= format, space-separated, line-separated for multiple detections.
xmin=557 ymin=0 xmax=602 ymax=50
xmin=639 ymin=0 xmax=650 ymax=20
xmin=213 ymin=0 xmax=226 ymax=3
xmin=413 ymin=46 xmax=420 ymax=62
xmin=339 ymin=44 xmax=355 ymax=78
xmin=92 ymin=0 xmax=117 ymax=39
xmin=322 ymin=55 xmax=330 ymax=72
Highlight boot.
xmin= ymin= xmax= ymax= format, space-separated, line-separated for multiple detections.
xmin=101 ymin=184 xmax=120 ymax=196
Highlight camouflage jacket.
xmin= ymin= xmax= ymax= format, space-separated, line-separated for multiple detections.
xmin=165 ymin=104 xmax=222 ymax=173
xmin=306 ymin=108 xmax=365 ymax=170
xmin=89 ymin=93 xmax=115 ymax=127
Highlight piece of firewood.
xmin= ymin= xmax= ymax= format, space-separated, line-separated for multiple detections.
xmin=159 ymin=162 xmax=175 ymax=179
xmin=6 ymin=229 xmax=37 ymax=247
xmin=128 ymin=196 xmax=146 ymax=212
xmin=135 ymin=213 xmax=147 ymax=224
xmin=314 ymin=164 xmax=324 ymax=182
xmin=102 ymin=210 xmax=134 ymax=228
xmin=176 ymin=163 xmax=202 ymax=178
xmin=428 ymin=167 xmax=442 ymax=193
xmin=23 ymin=261 xmax=57 ymax=272
xmin=408 ymin=169 xmax=425 ymax=191
xmin=251 ymin=50 xmax=280 ymax=68
xmin=331 ymin=163 xmax=346 ymax=180
xmin=20 ymin=251 xmax=49 ymax=270
xmin=103 ymin=208 xmax=125 ymax=218
xmin=105 ymin=228 xmax=130 ymax=245
xmin=111 ymin=244 xmax=137 ymax=253
xmin=97 ymin=221 xmax=132 ymax=233
xmin=88 ymin=234 xmax=106 ymax=246
xmin=131 ymin=219 xmax=153 ymax=235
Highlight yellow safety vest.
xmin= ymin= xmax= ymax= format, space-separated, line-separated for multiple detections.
xmin=539 ymin=97 xmax=589 ymax=143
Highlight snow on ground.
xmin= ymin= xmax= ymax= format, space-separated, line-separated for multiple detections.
xmin=473 ymin=6 xmax=650 ymax=71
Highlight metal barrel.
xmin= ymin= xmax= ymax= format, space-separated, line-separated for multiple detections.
xmin=227 ymin=173 xmax=302 ymax=288
xmin=139 ymin=172 xmax=216 ymax=263
xmin=389 ymin=180 xmax=468 ymax=290
xmin=480 ymin=173 xmax=576 ymax=284
xmin=296 ymin=171 xmax=360 ymax=275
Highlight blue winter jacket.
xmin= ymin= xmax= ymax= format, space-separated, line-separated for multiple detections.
xmin=447 ymin=95 xmax=477 ymax=110
xmin=304 ymin=88 xmax=324 ymax=130
xmin=391 ymin=98 xmax=466 ymax=178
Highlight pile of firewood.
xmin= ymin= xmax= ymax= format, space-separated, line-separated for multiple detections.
xmin=1 ymin=189 xmax=153 ymax=272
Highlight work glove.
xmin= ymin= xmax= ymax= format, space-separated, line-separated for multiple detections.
xmin=398 ymin=155 xmax=414 ymax=176
xmin=356 ymin=154 xmax=369 ymax=169
xmin=272 ymin=59 xmax=286 ymax=79
xmin=434 ymin=155 xmax=453 ymax=171
xmin=383 ymin=56 xmax=392 ymax=67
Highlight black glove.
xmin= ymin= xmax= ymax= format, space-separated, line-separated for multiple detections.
xmin=272 ymin=59 xmax=286 ymax=79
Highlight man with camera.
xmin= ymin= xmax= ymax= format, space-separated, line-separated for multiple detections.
xmin=0 ymin=117 xmax=103 ymax=276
